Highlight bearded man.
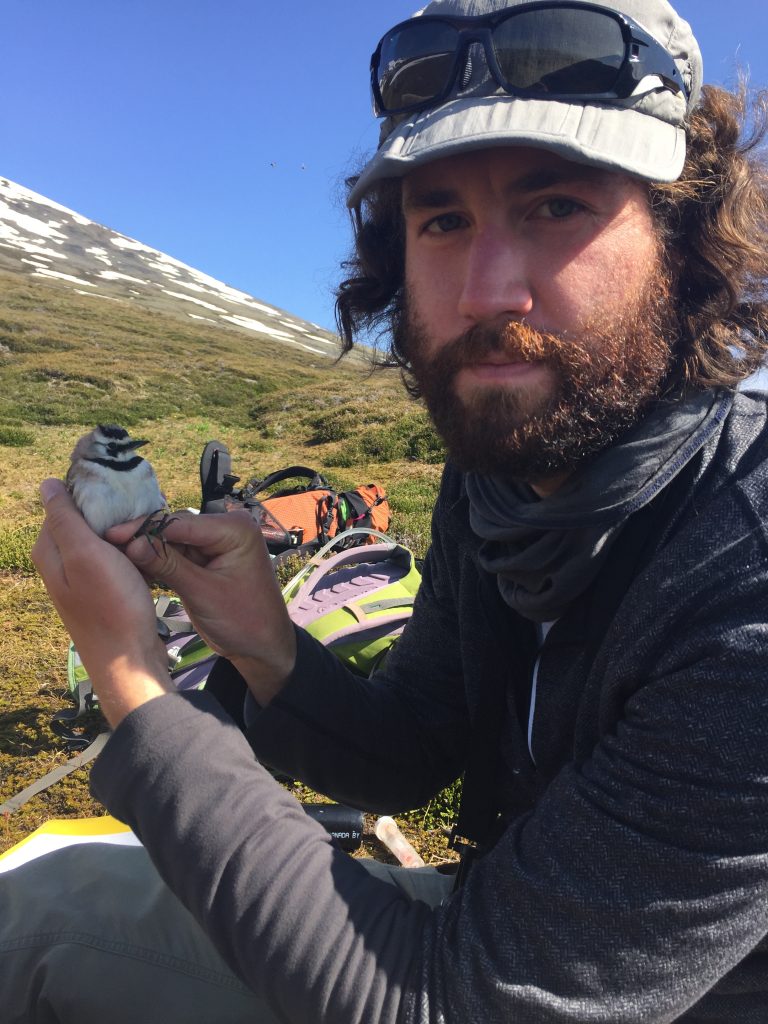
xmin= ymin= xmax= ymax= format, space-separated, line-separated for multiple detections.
xmin=3 ymin=0 xmax=768 ymax=1021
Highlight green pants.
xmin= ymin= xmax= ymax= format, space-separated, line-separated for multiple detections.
xmin=0 ymin=843 xmax=452 ymax=1024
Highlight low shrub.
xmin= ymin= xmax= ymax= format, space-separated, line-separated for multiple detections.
xmin=0 ymin=426 xmax=34 ymax=447
xmin=403 ymin=778 xmax=463 ymax=831
xmin=0 ymin=524 xmax=38 ymax=574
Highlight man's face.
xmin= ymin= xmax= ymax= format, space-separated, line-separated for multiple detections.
xmin=400 ymin=147 xmax=676 ymax=487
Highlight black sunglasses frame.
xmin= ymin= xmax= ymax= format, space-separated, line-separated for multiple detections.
xmin=370 ymin=1 xmax=687 ymax=117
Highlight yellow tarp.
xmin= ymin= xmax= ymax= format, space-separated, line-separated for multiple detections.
xmin=0 ymin=816 xmax=139 ymax=874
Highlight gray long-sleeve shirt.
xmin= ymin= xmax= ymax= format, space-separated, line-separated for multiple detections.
xmin=91 ymin=391 xmax=768 ymax=1022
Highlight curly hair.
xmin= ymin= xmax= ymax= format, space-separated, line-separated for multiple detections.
xmin=335 ymin=85 xmax=768 ymax=392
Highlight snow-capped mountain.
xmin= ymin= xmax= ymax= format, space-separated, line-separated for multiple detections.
xmin=0 ymin=177 xmax=341 ymax=359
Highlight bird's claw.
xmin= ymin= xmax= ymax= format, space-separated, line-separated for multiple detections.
xmin=133 ymin=511 xmax=177 ymax=554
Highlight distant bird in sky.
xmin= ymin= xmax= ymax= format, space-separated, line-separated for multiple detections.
xmin=66 ymin=424 xmax=167 ymax=538
xmin=268 ymin=161 xmax=307 ymax=171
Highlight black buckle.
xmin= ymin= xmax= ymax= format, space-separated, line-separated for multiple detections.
xmin=448 ymin=827 xmax=476 ymax=853
xmin=448 ymin=829 xmax=481 ymax=890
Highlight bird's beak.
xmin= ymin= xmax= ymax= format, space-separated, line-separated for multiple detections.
xmin=127 ymin=439 xmax=149 ymax=450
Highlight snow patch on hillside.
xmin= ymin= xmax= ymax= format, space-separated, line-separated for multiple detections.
xmin=0 ymin=175 xmax=341 ymax=358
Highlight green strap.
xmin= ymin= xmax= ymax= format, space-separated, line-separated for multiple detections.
xmin=358 ymin=596 xmax=416 ymax=613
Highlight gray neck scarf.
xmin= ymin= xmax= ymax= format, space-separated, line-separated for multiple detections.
xmin=465 ymin=390 xmax=732 ymax=622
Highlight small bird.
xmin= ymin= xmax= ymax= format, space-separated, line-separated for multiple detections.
xmin=66 ymin=424 xmax=167 ymax=538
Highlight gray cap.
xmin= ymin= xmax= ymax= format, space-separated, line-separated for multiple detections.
xmin=348 ymin=0 xmax=702 ymax=206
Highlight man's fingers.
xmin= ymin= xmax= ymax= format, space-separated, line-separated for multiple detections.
xmin=105 ymin=518 xmax=147 ymax=546
xmin=128 ymin=510 xmax=264 ymax=568
xmin=30 ymin=519 xmax=62 ymax=580
xmin=33 ymin=483 xmax=106 ymax=611
xmin=106 ymin=509 xmax=257 ymax=554
xmin=40 ymin=477 xmax=68 ymax=504
xmin=39 ymin=479 xmax=79 ymax=533
xmin=122 ymin=529 xmax=208 ymax=593
xmin=37 ymin=478 xmax=101 ymax=563
xmin=153 ymin=509 xmax=258 ymax=551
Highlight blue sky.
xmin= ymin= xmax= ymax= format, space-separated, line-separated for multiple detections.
xmin=1 ymin=1 xmax=765 ymax=332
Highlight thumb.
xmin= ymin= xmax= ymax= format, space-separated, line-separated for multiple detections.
xmin=40 ymin=478 xmax=68 ymax=506
xmin=39 ymin=478 xmax=96 ymax=550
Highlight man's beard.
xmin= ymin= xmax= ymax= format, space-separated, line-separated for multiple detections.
xmin=401 ymin=271 xmax=678 ymax=480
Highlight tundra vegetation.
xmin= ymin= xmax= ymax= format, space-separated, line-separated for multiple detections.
xmin=0 ymin=269 xmax=460 ymax=862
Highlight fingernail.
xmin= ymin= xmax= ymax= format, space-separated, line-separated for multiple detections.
xmin=40 ymin=478 xmax=65 ymax=505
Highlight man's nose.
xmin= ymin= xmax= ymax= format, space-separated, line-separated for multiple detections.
xmin=456 ymin=230 xmax=534 ymax=323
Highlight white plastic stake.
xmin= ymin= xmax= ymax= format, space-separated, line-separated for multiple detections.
xmin=374 ymin=816 xmax=425 ymax=868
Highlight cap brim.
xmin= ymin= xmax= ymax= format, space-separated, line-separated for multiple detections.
xmin=348 ymin=95 xmax=686 ymax=207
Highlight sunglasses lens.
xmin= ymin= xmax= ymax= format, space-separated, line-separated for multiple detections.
xmin=493 ymin=9 xmax=625 ymax=95
xmin=377 ymin=21 xmax=459 ymax=112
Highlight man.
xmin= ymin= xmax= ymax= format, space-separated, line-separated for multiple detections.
xmin=3 ymin=0 xmax=768 ymax=1020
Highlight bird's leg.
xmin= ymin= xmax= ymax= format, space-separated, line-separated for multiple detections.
xmin=133 ymin=510 xmax=178 ymax=555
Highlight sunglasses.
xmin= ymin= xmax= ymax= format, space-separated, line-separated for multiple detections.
xmin=371 ymin=1 xmax=687 ymax=117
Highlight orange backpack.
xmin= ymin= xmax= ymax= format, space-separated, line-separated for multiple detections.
xmin=200 ymin=449 xmax=390 ymax=560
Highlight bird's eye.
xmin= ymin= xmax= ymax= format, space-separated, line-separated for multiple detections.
xmin=107 ymin=443 xmax=119 ymax=456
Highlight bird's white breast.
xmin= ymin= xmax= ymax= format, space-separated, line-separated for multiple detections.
xmin=68 ymin=459 xmax=165 ymax=536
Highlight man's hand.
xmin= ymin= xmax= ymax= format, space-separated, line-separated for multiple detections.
xmin=106 ymin=507 xmax=297 ymax=707
xmin=32 ymin=479 xmax=174 ymax=729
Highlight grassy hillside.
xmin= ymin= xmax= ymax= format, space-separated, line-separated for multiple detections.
xmin=0 ymin=269 xmax=455 ymax=863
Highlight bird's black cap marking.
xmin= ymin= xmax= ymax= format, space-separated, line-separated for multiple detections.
xmin=99 ymin=424 xmax=129 ymax=440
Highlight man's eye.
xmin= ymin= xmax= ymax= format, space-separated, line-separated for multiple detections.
xmin=540 ymin=198 xmax=583 ymax=219
xmin=424 ymin=212 xmax=465 ymax=234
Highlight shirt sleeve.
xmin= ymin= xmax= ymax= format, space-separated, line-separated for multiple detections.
xmin=91 ymin=690 xmax=428 ymax=1023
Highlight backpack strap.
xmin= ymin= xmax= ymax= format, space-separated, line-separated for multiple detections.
xmin=280 ymin=528 xmax=399 ymax=595
xmin=339 ymin=488 xmax=386 ymax=529
xmin=321 ymin=612 xmax=413 ymax=649
xmin=317 ymin=492 xmax=339 ymax=545
xmin=249 ymin=466 xmax=329 ymax=494
xmin=155 ymin=594 xmax=194 ymax=634
xmin=50 ymin=655 xmax=97 ymax=749
xmin=283 ymin=539 xmax=411 ymax=608
xmin=0 ymin=732 xmax=110 ymax=815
